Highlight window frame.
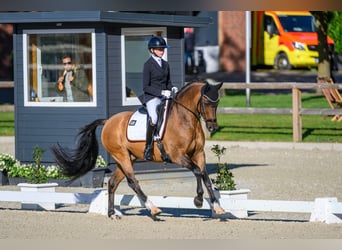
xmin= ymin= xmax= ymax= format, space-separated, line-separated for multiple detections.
xmin=121 ymin=27 xmax=167 ymax=106
xmin=23 ymin=28 xmax=97 ymax=107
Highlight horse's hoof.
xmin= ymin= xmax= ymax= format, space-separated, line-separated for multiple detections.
xmin=194 ymin=196 xmax=203 ymax=208
xmin=151 ymin=207 xmax=162 ymax=217
xmin=214 ymin=206 xmax=226 ymax=215
xmin=109 ymin=214 xmax=122 ymax=220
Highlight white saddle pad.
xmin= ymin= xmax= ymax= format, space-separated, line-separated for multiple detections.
xmin=127 ymin=108 xmax=167 ymax=142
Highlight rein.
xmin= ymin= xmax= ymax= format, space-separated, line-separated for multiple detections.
xmin=172 ymin=98 xmax=201 ymax=121
xmin=172 ymin=84 xmax=219 ymax=123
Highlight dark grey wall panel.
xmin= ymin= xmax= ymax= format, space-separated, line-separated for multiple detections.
xmin=14 ymin=25 xmax=108 ymax=164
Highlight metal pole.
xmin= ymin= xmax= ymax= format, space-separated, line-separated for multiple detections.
xmin=245 ymin=11 xmax=251 ymax=106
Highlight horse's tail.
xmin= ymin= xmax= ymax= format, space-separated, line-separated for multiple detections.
xmin=51 ymin=119 xmax=107 ymax=179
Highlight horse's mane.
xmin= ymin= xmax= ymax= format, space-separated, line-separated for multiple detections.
xmin=177 ymin=80 xmax=208 ymax=96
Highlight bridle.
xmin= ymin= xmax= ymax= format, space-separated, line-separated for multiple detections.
xmin=172 ymin=84 xmax=219 ymax=125
xmin=198 ymin=94 xmax=219 ymax=125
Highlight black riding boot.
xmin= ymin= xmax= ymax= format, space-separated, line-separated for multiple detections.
xmin=144 ymin=122 xmax=156 ymax=161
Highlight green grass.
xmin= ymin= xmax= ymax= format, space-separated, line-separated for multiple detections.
xmin=1 ymin=93 xmax=342 ymax=142
xmin=212 ymin=114 xmax=342 ymax=142
xmin=211 ymin=92 xmax=342 ymax=142
xmin=219 ymin=90 xmax=329 ymax=108
xmin=0 ymin=111 xmax=14 ymax=136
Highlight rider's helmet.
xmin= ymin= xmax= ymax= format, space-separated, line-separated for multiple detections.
xmin=147 ymin=36 xmax=169 ymax=49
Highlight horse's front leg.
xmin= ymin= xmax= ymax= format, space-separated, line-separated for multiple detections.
xmin=188 ymin=156 xmax=225 ymax=215
xmin=201 ymin=167 xmax=225 ymax=215
xmin=180 ymin=156 xmax=205 ymax=207
xmin=191 ymin=166 xmax=205 ymax=208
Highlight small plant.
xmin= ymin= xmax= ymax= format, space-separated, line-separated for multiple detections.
xmin=2 ymin=149 xmax=105 ymax=184
xmin=7 ymin=163 xmax=33 ymax=178
xmin=0 ymin=153 xmax=19 ymax=173
xmin=96 ymin=155 xmax=107 ymax=168
xmin=210 ymin=144 xmax=236 ymax=191
xmin=28 ymin=145 xmax=47 ymax=184
xmin=45 ymin=165 xmax=66 ymax=179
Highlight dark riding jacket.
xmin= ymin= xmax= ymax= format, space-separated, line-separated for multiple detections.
xmin=141 ymin=56 xmax=173 ymax=105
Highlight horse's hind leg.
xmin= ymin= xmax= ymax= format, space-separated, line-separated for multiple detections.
xmin=125 ymin=173 xmax=162 ymax=217
xmin=108 ymin=166 xmax=126 ymax=219
xmin=112 ymin=158 xmax=162 ymax=218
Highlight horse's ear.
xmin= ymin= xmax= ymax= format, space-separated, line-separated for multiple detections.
xmin=203 ymin=81 xmax=223 ymax=101
xmin=208 ymin=81 xmax=223 ymax=90
xmin=210 ymin=82 xmax=223 ymax=92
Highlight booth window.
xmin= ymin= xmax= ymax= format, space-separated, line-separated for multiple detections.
xmin=121 ymin=27 xmax=167 ymax=106
xmin=23 ymin=29 xmax=96 ymax=106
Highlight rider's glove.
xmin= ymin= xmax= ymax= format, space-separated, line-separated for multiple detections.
xmin=171 ymin=87 xmax=178 ymax=93
xmin=161 ymin=90 xmax=172 ymax=98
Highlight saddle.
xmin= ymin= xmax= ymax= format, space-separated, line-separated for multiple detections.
xmin=127 ymin=98 xmax=172 ymax=142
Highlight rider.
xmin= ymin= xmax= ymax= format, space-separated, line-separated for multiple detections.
xmin=141 ymin=36 xmax=177 ymax=161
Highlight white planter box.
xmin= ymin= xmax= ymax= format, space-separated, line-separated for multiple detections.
xmin=213 ymin=189 xmax=251 ymax=219
xmin=18 ymin=183 xmax=58 ymax=210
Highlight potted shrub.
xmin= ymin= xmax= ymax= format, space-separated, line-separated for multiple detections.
xmin=46 ymin=164 xmax=71 ymax=186
xmin=5 ymin=146 xmax=79 ymax=187
xmin=210 ymin=144 xmax=236 ymax=191
xmin=210 ymin=144 xmax=250 ymax=218
xmin=7 ymin=163 xmax=32 ymax=185
xmin=7 ymin=145 xmax=49 ymax=185
xmin=80 ymin=155 xmax=109 ymax=188
xmin=14 ymin=145 xmax=58 ymax=210
xmin=0 ymin=153 xmax=19 ymax=185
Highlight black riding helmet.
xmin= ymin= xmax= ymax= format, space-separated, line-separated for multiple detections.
xmin=147 ymin=36 xmax=169 ymax=49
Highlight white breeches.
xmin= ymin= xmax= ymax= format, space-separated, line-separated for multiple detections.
xmin=146 ymin=97 xmax=161 ymax=125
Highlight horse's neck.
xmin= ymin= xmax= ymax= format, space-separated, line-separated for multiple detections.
xmin=177 ymin=84 xmax=202 ymax=111
xmin=171 ymin=87 xmax=201 ymax=124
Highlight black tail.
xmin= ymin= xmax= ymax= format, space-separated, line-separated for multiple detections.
xmin=51 ymin=119 xmax=106 ymax=179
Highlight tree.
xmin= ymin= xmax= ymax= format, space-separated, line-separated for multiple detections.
xmin=328 ymin=11 xmax=342 ymax=54
xmin=310 ymin=11 xmax=334 ymax=82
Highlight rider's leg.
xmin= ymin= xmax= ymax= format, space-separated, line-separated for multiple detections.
xmin=144 ymin=98 xmax=160 ymax=161
xmin=144 ymin=118 xmax=156 ymax=160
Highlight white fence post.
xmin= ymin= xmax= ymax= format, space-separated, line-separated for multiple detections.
xmin=310 ymin=197 xmax=342 ymax=224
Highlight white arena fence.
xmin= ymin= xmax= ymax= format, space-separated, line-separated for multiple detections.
xmin=0 ymin=189 xmax=341 ymax=224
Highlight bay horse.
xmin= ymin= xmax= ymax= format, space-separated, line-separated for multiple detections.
xmin=52 ymin=81 xmax=225 ymax=219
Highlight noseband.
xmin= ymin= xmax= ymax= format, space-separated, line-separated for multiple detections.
xmin=198 ymin=94 xmax=219 ymax=124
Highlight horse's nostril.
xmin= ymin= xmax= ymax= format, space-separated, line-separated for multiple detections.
xmin=211 ymin=126 xmax=218 ymax=133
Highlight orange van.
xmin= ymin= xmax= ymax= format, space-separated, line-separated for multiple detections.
xmin=252 ymin=11 xmax=335 ymax=70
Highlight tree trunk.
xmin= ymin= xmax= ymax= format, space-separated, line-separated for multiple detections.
xmin=311 ymin=11 xmax=331 ymax=82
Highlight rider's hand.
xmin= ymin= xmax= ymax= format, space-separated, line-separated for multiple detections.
xmin=172 ymin=87 xmax=178 ymax=93
xmin=161 ymin=90 xmax=172 ymax=98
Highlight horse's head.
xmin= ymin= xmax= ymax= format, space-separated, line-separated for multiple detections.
xmin=199 ymin=82 xmax=223 ymax=133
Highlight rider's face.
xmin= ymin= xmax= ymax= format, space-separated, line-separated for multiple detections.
xmin=152 ymin=48 xmax=165 ymax=58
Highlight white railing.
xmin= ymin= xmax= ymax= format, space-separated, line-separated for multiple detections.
xmin=0 ymin=189 xmax=341 ymax=224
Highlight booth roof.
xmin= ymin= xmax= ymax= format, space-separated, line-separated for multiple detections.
xmin=0 ymin=11 xmax=211 ymax=27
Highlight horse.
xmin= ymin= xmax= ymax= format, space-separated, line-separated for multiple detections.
xmin=52 ymin=81 xmax=226 ymax=219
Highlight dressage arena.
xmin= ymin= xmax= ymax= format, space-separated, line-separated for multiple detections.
xmin=1 ymin=139 xmax=342 ymax=239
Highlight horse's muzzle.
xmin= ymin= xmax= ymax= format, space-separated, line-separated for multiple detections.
xmin=206 ymin=120 xmax=218 ymax=133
